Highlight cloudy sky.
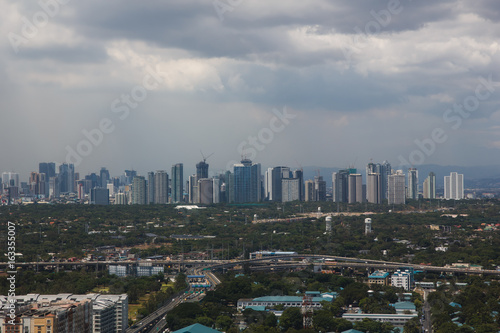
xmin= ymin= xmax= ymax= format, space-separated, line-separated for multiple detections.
xmin=1 ymin=0 xmax=500 ymax=179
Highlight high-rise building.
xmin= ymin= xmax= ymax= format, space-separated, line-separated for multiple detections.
xmin=388 ymin=170 xmax=406 ymax=205
xmin=132 ymin=176 xmax=147 ymax=204
xmin=49 ymin=176 xmax=60 ymax=199
xmin=444 ymin=172 xmax=464 ymax=200
xmin=224 ymin=171 xmax=234 ymax=203
xmin=366 ymin=173 xmax=381 ymax=204
xmin=39 ymin=162 xmax=56 ymax=197
xmin=171 ymin=163 xmax=184 ymax=203
xmin=380 ymin=161 xmax=392 ymax=200
xmin=423 ymin=172 xmax=436 ymax=199
xmin=147 ymin=171 xmax=155 ymax=204
xmin=29 ymin=172 xmax=46 ymax=197
xmin=91 ymin=187 xmax=110 ymax=205
xmin=196 ymin=160 xmax=209 ymax=180
xmin=59 ymin=163 xmax=75 ymax=193
xmin=100 ymin=167 xmax=110 ymax=188
xmin=198 ymin=178 xmax=213 ymax=204
xmin=407 ymin=168 xmax=418 ymax=200
xmin=304 ymin=180 xmax=314 ymax=201
xmin=313 ymin=176 xmax=326 ymax=201
xmin=124 ymin=170 xmax=137 ymax=185
xmin=115 ymin=192 xmax=128 ymax=205
xmin=154 ymin=171 xmax=168 ymax=204
xmin=1 ymin=172 xmax=20 ymax=188
xmin=233 ymin=159 xmax=261 ymax=203
xmin=332 ymin=170 xmax=349 ymax=203
xmin=348 ymin=174 xmax=363 ymax=203
xmin=212 ymin=177 xmax=220 ymax=204
xmin=281 ymin=178 xmax=300 ymax=202
xmin=292 ymin=169 xmax=304 ymax=201
xmin=265 ymin=166 xmax=290 ymax=202
xmin=188 ymin=174 xmax=198 ymax=203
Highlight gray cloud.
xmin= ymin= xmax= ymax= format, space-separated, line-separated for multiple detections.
xmin=1 ymin=0 xmax=500 ymax=179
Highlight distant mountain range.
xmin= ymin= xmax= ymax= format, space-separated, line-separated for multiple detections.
xmin=302 ymin=164 xmax=500 ymax=189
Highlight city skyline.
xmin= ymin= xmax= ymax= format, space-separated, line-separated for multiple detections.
xmin=1 ymin=1 xmax=500 ymax=178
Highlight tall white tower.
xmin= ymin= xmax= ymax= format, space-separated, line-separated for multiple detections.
xmin=365 ymin=218 xmax=372 ymax=235
xmin=326 ymin=216 xmax=332 ymax=233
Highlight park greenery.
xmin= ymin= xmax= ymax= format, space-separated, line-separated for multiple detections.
xmin=0 ymin=199 xmax=499 ymax=269
xmin=0 ymin=200 xmax=499 ymax=332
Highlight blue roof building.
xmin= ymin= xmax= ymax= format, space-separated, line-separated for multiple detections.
xmin=368 ymin=271 xmax=390 ymax=286
xmin=172 ymin=323 xmax=222 ymax=333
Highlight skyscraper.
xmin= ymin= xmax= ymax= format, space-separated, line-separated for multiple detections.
xmin=132 ymin=176 xmax=147 ymax=204
xmin=171 ymin=163 xmax=184 ymax=203
xmin=281 ymin=178 xmax=300 ymax=202
xmin=265 ymin=166 xmax=290 ymax=202
xmin=444 ymin=172 xmax=464 ymax=200
xmin=233 ymin=159 xmax=261 ymax=203
xmin=332 ymin=170 xmax=349 ymax=203
xmin=304 ymin=180 xmax=314 ymax=201
xmin=198 ymin=178 xmax=213 ymax=204
xmin=380 ymin=161 xmax=392 ymax=200
xmin=407 ymin=168 xmax=418 ymax=200
xmin=100 ymin=167 xmax=110 ymax=188
xmin=196 ymin=160 xmax=209 ymax=180
xmin=147 ymin=171 xmax=155 ymax=204
xmin=388 ymin=170 xmax=406 ymax=205
xmin=39 ymin=162 xmax=55 ymax=197
xmin=348 ymin=174 xmax=363 ymax=203
xmin=423 ymin=172 xmax=436 ymax=199
xmin=366 ymin=173 xmax=381 ymax=204
xmin=59 ymin=163 xmax=75 ymax=193
xmin=313 ymin=176 xmax=326 ymax=201
xmin=154 ymin=171 xmax=168 ymax=204
xmin=292 ymin=169 xmax=304 ymax=201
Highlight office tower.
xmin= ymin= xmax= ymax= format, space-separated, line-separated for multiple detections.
xmin=124 ymin=170 xmax=137 ymax=185
xmin=154 ymin=170 xmax=168 ymax=204
xmin=423 ymin=172 xmax=436 ymax=199
xmin=304 ymin=180 xmax=314 ymax=201
xmin=292 ymin=169 xmax=304 ymax=201
xmin=281 ymin=177 xmax=300 ymax=202
xmin=388 ymin=170 xmax=406 ymax=205
xmin=224 ymin=171 xmax=234 ymax=203
xmin=313 ymin=175 xmax=326 ymax=201
xmin=380 ymin=161 xmax=392 ymax=200
xmin=265 ymin=166 xmax=290 ymax=202
xmin=29 ymin=172 xmax=46 ymax=197
xmin=39 ymin=162 xmax=56 ymax=197
xmin=91 ymin=187 xmax=110 ymax=205
xmin=147 ymin=171 xmax=155 ymax=204
xmin=366 ymin=173 xmax=381 ymax=204
xmin=198 ymin=178 xmax=213 ymax=204
xmin=196 ymin=160 xmax=209 ymax=180
xmin=332 ymin=170 xmax=349 ymax=203
xmin=188 ymin=174 xmax=198 ymax=203
xmin=233 ymin=159 xmax=262 ymax=203
xmin=348 ymin=174 xmax=363 ymax=203
xmin=1 ymin=172 xmax=20 ymax=188
xmin=171 ymin=163 xmax=184 ymax=203
xmin=407 ymin=168 xmax=418 ymax=200
xmin=59 ymin=163 xmax=75 ymax=193
xmin=444 ymin=172 xmax=464 ymax=200
xmin=213 ymin=177 xmax=220 ymax=204
xmin=86 ymin=173 xmax=99 ymax=189
xmin=132 ymin=176 xmax=147 ymax=204
xmin=49 ymin=176 xmax=60 ymax=199
xmin=100 ymin=167 xmax=110 ymax=188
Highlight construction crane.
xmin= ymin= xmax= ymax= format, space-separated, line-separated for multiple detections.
xmin=200 ymin=150 xmax=214 ymax=163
